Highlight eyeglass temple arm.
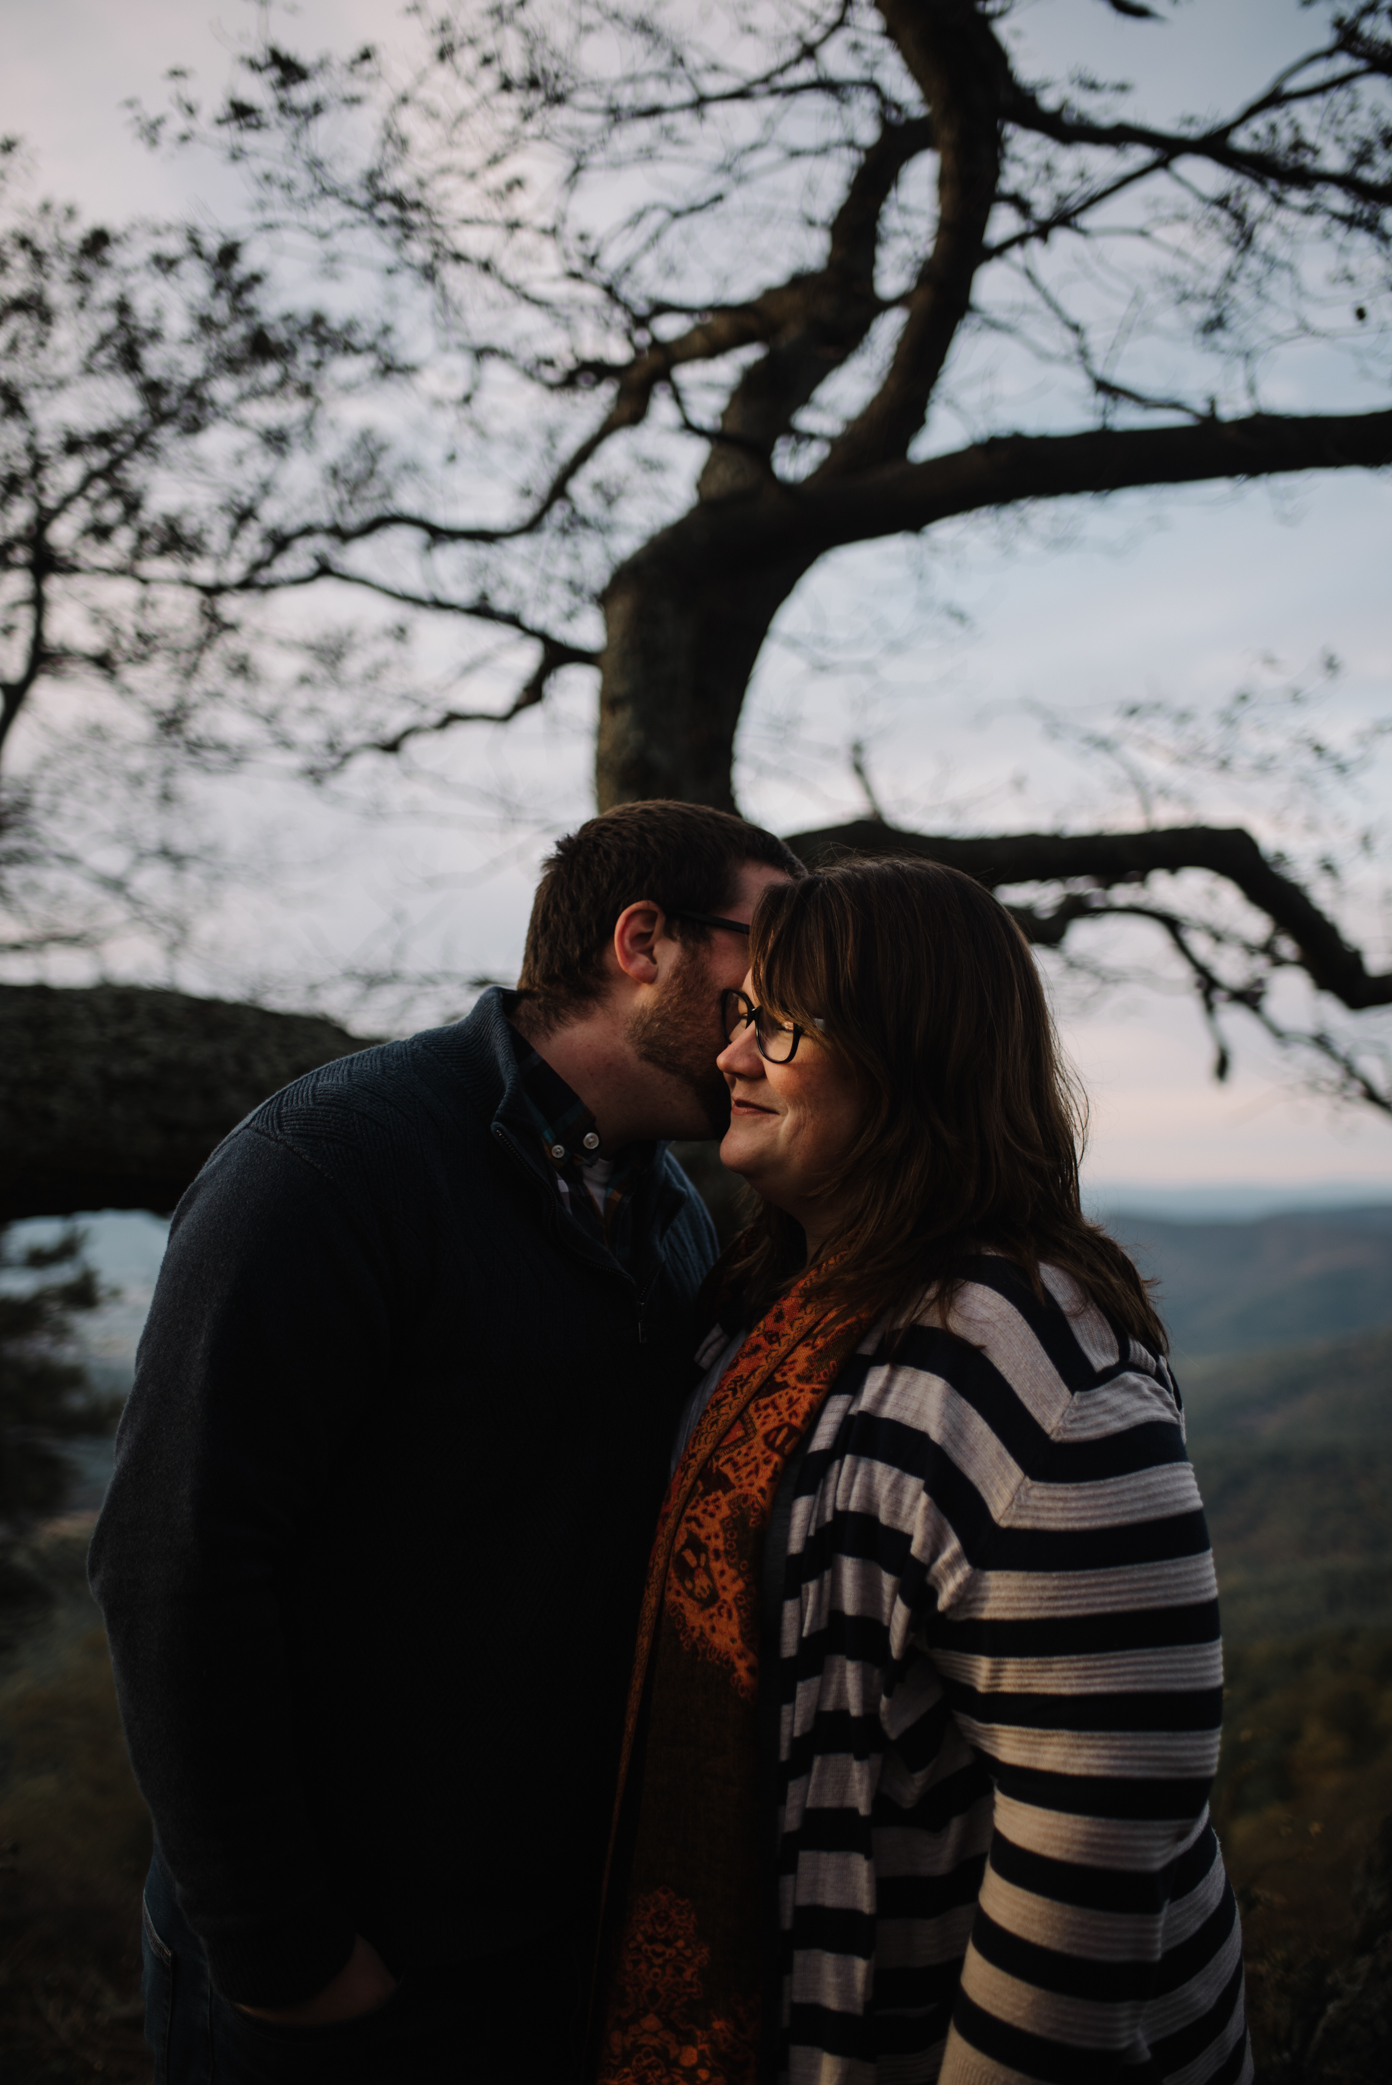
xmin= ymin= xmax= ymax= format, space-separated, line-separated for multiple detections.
xmin=672 ymin=911 xmax=751 ymax=935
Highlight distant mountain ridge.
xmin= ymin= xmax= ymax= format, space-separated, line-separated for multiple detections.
xmin=1105 ymin=1204 xmax=1392 ymax=1360
xmin=1181 ymin=1322 xmax=1392 ymax=1443
xmin=17 ymin=1196 xmax=1392 ymax=1379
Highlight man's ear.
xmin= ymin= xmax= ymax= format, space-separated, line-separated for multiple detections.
xmin=612 ymin=899 xmax=669 ymax=985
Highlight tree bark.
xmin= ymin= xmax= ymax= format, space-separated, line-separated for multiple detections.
xmin=0 ymin=984 xmax=367 ymax=1220
xmin=596 ymin=547 xmax=814 ymax=809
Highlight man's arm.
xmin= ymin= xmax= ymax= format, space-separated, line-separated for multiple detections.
xmin=89 ymin=1122 xmax=398 ymax=2007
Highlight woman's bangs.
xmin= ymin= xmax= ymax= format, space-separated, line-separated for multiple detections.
xmin=750 ymin=887 xmax=836 ymax=1036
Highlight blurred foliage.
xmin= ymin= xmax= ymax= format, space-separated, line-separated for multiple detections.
xmin=670 ymin=1141 xmax=751 ymax=1255
xmin=0 ymin=1219 xmax=115 ymax=1677
xmin=1216 ymin=1632 xmax=1392 ymax=1831
xmin=1214 ymin=1630 xmax=1392 ymax=2080
xmin=1198 ymin=1446 xmax=1392 ymax=1644
xmin=0 ymin=1224 xmax=118 ymax=1545
xmin=0 ymin=1529 xmax=150 ymax=2082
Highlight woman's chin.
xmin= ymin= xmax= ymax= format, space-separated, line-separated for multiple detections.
xmin=718 ymin=1125 xmax=759 ymax=1179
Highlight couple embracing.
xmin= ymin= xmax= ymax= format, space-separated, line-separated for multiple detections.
xmin=91 ymin=800 xmax=1250 ymax=2085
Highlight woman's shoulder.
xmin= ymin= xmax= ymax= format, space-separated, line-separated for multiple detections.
xmin=900 ymin=1249 xmax=1105 ymax=1347
xmin=880 ymin=1250 xmax=1175 ymax=1422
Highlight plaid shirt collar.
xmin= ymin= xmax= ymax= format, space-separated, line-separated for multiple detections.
xmin=507 ymin=1021 xmax=656 ymax=1267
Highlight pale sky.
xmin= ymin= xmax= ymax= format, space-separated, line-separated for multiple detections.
xmin=3 ymin=0 xmax=1391 ymax=1197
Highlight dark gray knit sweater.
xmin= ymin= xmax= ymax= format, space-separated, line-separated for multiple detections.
xmin=89 ymin=988 xmax=716 ymax=2005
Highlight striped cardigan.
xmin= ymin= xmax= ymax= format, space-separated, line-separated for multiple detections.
xmin=760 ymin=1254 xmax=1250 ymax=2085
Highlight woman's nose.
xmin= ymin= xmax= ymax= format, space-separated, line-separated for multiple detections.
xmin=717 ymin=1024 xmax=764 ymax=1077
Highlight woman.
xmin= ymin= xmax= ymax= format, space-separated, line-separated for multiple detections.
xmin=595 ymin=858 xmax=1248 ymax=2085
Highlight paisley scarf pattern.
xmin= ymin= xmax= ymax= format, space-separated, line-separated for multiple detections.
xmin=595 ymin=1267 xmax=873 ymax=2085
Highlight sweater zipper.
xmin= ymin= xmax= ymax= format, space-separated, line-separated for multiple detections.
xmin=634 ymin=1272 xmax=662 ymax=1345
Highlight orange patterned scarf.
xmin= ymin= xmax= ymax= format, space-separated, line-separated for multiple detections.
xmin=594 ymin=1267 xmax=874 ymax=2085
xmin=606 ymin=1268 xmax=861 ymax=1868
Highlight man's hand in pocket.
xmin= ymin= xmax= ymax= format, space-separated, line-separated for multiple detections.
xmin=237 ymin=1936 xmax=398 ymax=2026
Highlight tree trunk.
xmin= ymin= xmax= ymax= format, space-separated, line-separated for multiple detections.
xmin=0 ymin=984 xmax=367 ymax=1220
xmin=595 ymin=521 xmax=812 ymax=810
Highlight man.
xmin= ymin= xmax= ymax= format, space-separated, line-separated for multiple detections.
xmin=90 ymin=800 xmax=801 ymax=2083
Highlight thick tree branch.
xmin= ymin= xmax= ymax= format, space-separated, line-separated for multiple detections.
xmin=594 ymin=406 xmax=1391 ymax=811
xmin=1054 ymin=896 xmax=1392 ymax=1115
xmin=783 ymin=819 xmax=1392 ymax=1010
xmin=0 ymin=984 xmax=369 ymax=1219
xmin=712 ymin=407 xmax=1392 ymax=561
xmin=815 ymin=0 xmax=1005 ymax=477
xmin=697 ymin=114 xmax=936 ymax=498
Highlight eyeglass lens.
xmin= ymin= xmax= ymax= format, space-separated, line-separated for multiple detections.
xmin=722 ymin=989 xmax=799 ymax=1063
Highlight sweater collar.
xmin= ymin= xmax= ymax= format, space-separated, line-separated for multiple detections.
xmin=460 ymin=986 xmax=693 ymax=1271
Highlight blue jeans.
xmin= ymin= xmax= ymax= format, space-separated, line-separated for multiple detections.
xmin=140 ymin=1854 xmax=585 ymax=2083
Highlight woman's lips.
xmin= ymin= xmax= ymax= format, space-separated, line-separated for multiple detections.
xmin=731 ymin=1096 xmax=776 ymax=1115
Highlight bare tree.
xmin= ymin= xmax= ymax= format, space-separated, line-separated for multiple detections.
xmin=133 ymin=0 xmax=1389 ymax=773
xmin=0 ymin=157 xmax=400 ymax=963
xmin=153 ymin=3 xmax=1392 ymax=1055
xmin=2 ymin=1 xmax=1391 ymax=1213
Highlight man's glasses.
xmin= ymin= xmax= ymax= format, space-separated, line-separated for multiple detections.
xmin=720 ymin=987 xmax=823 ymax=1065
xmin=669 ymin=911 xmax=751 ymax=936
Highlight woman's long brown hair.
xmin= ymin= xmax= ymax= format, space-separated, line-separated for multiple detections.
xmin=730 ymin=856 xmax=1167 ymax=1354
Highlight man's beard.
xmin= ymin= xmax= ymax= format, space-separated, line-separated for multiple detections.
xmin=626 ymin=949 xmax=732 ymax=1138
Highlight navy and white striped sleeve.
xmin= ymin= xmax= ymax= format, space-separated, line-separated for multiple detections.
xmin=909 ymin=1269 xmax=1249 ymax=2085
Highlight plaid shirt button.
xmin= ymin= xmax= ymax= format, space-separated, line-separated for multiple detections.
xmin=510 ymin=1021 xmax=653 ymax=1271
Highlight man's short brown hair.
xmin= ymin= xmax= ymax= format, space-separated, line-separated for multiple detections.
xmin=517 ymin=800 xmax=803 ymax=1018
